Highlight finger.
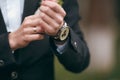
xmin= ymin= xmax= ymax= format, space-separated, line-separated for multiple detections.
xmin=22 ymin=15 xmax=43 ymax=27
xmin=40 ymin=12 xmax=60 ymax=29
xmin=41 ymin=1 xmax=66 ymax=16
xmin=24 ymin=34 xmax=44 ymax=42
xmin=40 ymin=6 xmax=63 ymax=24
xmin=38 ymin=16 xmax=58 ymax=36
xmin=23 ymin=26 xmax=44 ymax=34
xmin=27 ymin=16 xmax=57 ymax=35
xmin=42 ymin=0 xmax=57 ymax=2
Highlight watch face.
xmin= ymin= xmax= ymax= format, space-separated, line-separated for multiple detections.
xmin=59 ymin=27 xmax=69 ymax=41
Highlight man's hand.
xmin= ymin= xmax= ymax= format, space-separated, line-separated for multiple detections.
xmin=39 ymin=0 xmax=66 ymax=36
xmin=9 ymin=15 xmax=44 ymax=50
xmin=9 ymin=0 xmax=66 ymax=50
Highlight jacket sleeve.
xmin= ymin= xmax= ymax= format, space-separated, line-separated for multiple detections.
xmin=50 ymin=0 xmax=90 ymax=73
xmin=0 ymin=33 xmax=16 ymax=71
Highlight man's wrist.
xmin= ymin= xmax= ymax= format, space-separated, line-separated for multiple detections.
xmin=51 ymin=21 xmax=70 ymax=42
xmin=53 ymin=37 xmax=69 ymax=45
xmin=8 ymin=32 xmax=17 ymax=50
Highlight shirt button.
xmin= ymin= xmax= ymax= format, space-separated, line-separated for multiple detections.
xmin=0 ymin=60 xmax=4 ymax=67
xmin=11 ymin=71 xmax=18 ymax=80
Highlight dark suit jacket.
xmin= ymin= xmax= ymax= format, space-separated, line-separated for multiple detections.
xmin=0 ymin=0 xmax=90 ymax=80
xmin=116 ymin=0 xmax=120 ymax=21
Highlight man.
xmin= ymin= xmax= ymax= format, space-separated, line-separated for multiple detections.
xmin=0 ymin=0 xmax=90 ymax=80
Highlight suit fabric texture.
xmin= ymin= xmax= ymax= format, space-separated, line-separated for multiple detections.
xmin=0 ymin=0 xmax=90 ymax=80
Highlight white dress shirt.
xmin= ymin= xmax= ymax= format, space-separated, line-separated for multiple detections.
xmin=0 ymin=0 xmax=24 ymax=32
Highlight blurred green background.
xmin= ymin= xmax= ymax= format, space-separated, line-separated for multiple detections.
xmin=54 ymin=0 xmax=120 ymax=80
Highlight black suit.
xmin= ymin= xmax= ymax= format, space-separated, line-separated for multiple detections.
xmin=0 ymin=0 xmax=90 ymax=80
xmin=116 ymin=0 xmax=120 ymax=21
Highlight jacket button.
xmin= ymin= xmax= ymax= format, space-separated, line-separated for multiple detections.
xmin=0 ymin=60 xmax=4 ymax=67
xmin=11 ymin=71 xmax=18 ymax=79
xmin=74 ymin=42 xmax=77 ymax=48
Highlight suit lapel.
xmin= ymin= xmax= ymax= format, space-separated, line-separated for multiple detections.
xmin=0 ymin=10 xmax=7 ymax=34
xmin=22 ymin=0 xmax=41 ymax=20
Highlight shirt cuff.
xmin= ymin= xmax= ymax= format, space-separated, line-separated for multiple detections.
xmin=55 ymin=39 xmax=69 ymax=54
